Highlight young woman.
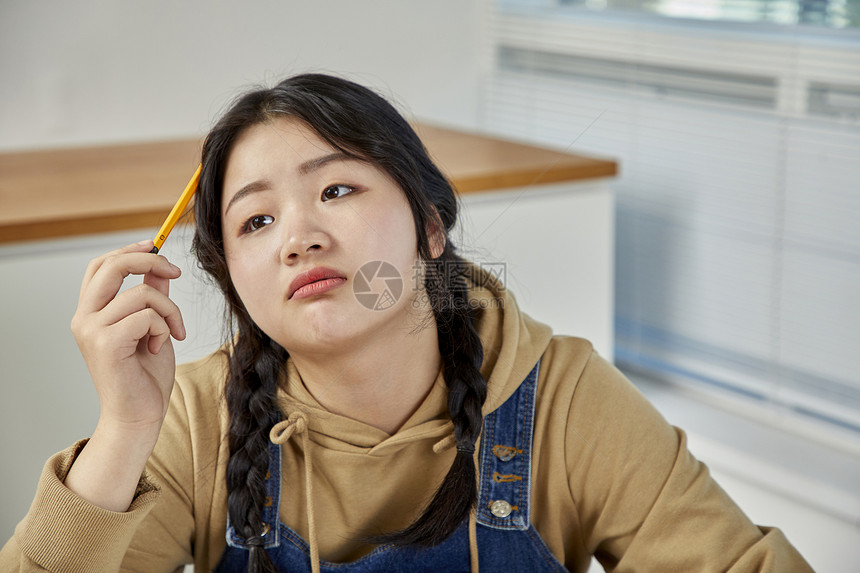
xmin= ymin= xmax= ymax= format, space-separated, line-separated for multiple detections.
xmin=1 ymin=74 xmax=810 ymax=572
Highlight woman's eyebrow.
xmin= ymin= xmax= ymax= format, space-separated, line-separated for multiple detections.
xmin=297 ymin=151 xmax=356 ymax=176
xmin=224 ymin=180 xmax=270 ymax=215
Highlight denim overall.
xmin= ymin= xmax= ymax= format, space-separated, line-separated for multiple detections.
xmin=214 ymin=359 xmax=567 ymax=572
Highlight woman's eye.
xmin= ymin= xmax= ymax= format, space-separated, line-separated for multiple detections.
xmin=321 ymin=184 xmax=356 ymax=202
xmin=242 ymin=214 xmax=274 ymax=233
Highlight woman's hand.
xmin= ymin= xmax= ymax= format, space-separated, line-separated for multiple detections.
xmin=65 ymin=240 xmax=186 ymax=511
xmin=71 ymin=240 xmax=186 ymax=431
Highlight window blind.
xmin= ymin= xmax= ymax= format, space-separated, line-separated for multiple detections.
xmin=557 ymin=0 xmax=860 ymax=29
xmin=482 ymin=1 xmax=860 ymax=446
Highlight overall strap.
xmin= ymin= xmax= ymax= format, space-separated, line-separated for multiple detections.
xmin=225 ymin=440 xmax=283 ymax=550
xmin=476 ymin=359 xmax=541 ymax=531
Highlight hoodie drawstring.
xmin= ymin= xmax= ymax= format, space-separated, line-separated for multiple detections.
xmin=269 ymin=422 xmax=478 ymax=573
xmin=270 ymin=411 xmax=320 ymax=573
xmin=468 ymin=508 xmax=480 ymax=573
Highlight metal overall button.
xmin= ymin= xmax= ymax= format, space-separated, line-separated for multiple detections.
xmin=490 ymin=499 xmax=513 ymax=518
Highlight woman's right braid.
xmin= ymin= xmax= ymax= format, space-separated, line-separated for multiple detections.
xmin=224 ymin=321 xmax=286 ymax=573
xmin=370 ymin=254 xmax=487 ymax=547
xmin=437 ymin=257 xmax=486 ymax=455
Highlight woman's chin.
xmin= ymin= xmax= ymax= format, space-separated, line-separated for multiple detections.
xmin=279 ymin=303 xmax=414 ymax=357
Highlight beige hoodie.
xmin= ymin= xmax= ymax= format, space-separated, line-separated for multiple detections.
xmin=2 ymin=272 xmax=812 ymax=572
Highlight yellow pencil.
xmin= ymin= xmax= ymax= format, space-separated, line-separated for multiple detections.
xmin=150 ymin=164 xmax=202 ymax=254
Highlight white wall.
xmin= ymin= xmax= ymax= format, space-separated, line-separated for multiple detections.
xmin=0 ymin=0 xmax=483 ymax=152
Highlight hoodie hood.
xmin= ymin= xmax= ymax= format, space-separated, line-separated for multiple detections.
xmin=469 ymin=264 xmax=555 ymax=416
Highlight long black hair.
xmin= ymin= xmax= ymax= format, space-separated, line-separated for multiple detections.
xmin=192 ymin=74 xmax=486 ymax=572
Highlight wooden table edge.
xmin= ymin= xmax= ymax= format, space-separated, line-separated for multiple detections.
xmin=0 ymin=125 xmax=617 ymax=244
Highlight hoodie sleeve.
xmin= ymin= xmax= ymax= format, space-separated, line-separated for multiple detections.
xmin=565 ymin=351 xmax=813 ymax=572
xmin=122 ymin=378 xmax=197 ymax=570
xmin=0 ymin=378 xmax=198 ymax=573
xmin=0 ymin=440 xmax=161 ymax=572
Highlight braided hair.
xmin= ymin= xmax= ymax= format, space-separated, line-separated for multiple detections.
xmin=192 ymin=74 xmax=488 ymax=570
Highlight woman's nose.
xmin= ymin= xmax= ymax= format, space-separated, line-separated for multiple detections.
xmin=279 ymin=211 xmax=331 ymax=263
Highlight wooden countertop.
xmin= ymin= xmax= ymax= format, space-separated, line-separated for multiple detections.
xmin=0 ymin=124 xmax=616 ymax=244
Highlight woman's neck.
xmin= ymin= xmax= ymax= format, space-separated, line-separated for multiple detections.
xmin=288 ymin=318 xmax=442 ymax=435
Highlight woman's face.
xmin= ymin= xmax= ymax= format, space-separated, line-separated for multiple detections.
xmin=220 ymin=117 xmax=430 ymax=355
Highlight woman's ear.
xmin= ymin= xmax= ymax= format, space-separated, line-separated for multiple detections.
xmin=427 ymin=209 xmax=446 ymax=259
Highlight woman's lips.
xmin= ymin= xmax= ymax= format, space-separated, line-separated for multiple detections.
xmin=290 ymin=277 xmax=347 ymax=300
xmin=288 ymin=267 xmax=347 ymax=300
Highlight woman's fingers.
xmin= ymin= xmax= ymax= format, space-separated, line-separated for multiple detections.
xmin=72 ymin=241 xmax=184 ymax=362
xmin=98 ymin=283 xmax=186 ymax=341
xmin=80 ymin=240 xmax=153 ymax=293
xmin=78 ymin=249 xmax=181 ymax=315
xmin=108 ymin=308 xmax=173 ymax=357
xmin=143 ymin=265 xmax=171 ymax=298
